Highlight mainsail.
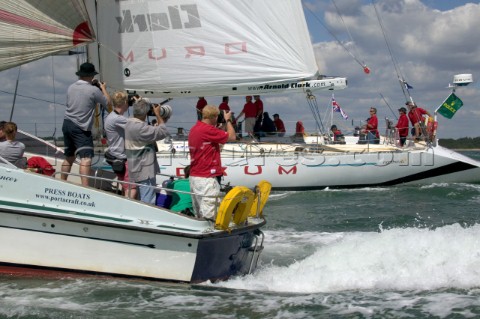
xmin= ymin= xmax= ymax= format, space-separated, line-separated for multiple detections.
xmin=0 ymin=0 xmax=94 ymax=71
xmin=86 ymin=0 xmax=347 ymax=98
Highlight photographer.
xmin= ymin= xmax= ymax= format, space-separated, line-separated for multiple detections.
xmin=61 ymin=62 xmax=111 ymax=187
xmin=188 ymin=105 xmax=236 ymax=220
xmin=104 ymin=91 xmax=137 ymax=199
xmin=124 ymin=99 xmax=170 ymax=204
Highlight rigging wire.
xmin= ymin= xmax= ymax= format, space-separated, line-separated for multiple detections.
xmin=0 ymin=89 xmax=64 ymax=106
xmin=371 ymin=0 xmax=411 ymax=102
xmin=303 ymin=1 xmax=370 ymax=74
xmin=51 ymin=56 xmax=57 ymax=138
xmin=9 ymin=66 xmax=21 ymax=121
xmin=305 ymin=92 xmax=327 ymax=135
xmin=379 ymin=93 xmax=398 ymax=120
xmin=372 ymin=0 xmax=430 ymax=141
xmin=330 ymin=0 xmax=370 ymax=74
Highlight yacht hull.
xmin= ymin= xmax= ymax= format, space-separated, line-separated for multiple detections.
xmin=157 ymin=144 xmax=480 ymax=190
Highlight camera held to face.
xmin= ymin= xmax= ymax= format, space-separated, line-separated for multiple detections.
xmin=128 ymin=94 xmax=140 ymax=106
xmin=91 ymin=79 xmax=102 ymax=90
xmin=217 ymin=110 xmax=225 ymax=124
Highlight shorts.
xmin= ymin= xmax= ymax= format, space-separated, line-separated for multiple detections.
xmin=62 ymin=119 xmax=94 ymax=158
xmin=116 ymin=161 xmax=136 ymax=190
xmin=190 ymin=176 xmax=221 ymax=219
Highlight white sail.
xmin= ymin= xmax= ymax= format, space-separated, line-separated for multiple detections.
xmin=0 ymin=0 xmax=94 ymax=71
xmin=87 ymin=0 xmax=347 ymax=98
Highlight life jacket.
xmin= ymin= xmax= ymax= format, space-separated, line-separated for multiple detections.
xmin=27 ymin=156 xmax=55 ymax=176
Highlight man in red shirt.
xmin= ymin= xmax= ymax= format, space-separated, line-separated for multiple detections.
xmin=219 ymin=96 xmax=230 ymax=112
xmin=196 ymin=97 xmax=207 ymax=120
xmin=395 ymin=107 xmax=409 ymax=146
xmin=406 ymin=101 xmax=431 ymax=141
xmin=361 ymin=107 xmax=379 ymax=144
xmin=235 ymin=96 xmax=256 ymax=137
xmin=253 ymin=95 xmax=264 ymax=136
xmin=273 ymin=113 xmax=286 ymax=137
xmin=188 ymin=105 xmax=236 ymax=220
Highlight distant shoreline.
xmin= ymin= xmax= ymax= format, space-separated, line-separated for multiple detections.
xmin=452 ymin=149 xmax=480 ymax=151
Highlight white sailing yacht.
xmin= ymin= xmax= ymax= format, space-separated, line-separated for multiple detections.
xmin=83 ymin=0 xmax=480 ymax=190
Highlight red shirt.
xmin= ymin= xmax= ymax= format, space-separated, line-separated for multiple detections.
xmin=367 ymin=114 xmax=379 ymax=137
xmin=254 ymin=99 xmax=263 ymax=117
xmin=274 ymin=118 xmax=286 ymax=133
xmin=296 ymin=121 xmax=305 ymax=134
xmin=396 ymin=114 xmax=409 ymax=137
xmin=408 ymin=107 xmax=428 ymax=125
xmin=219 ymin=102 xmax=230 ymax=112
xmin=188 ymin=121 xmax=229 ymax=178
xmin=196 ymin=98 xmax=207 ymax=112
xmin=242 ymin=101 xmax=257 ymax=118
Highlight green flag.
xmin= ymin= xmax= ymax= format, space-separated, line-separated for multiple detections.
xmin=437 ymin=93 xmax=463 ymax=119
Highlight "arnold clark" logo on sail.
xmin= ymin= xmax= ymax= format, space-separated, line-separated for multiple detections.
xmin=116 ymin=5 xmax=201 ymax=33
xmin=248 ymin=81 xmax=331 ymax=91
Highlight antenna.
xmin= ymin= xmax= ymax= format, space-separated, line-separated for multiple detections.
xmin=448 ymin=74 xmax=473 ymax=89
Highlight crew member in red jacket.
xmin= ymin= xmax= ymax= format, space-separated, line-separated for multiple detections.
xmin=406 ymin=101 xmax=431 ymax=141
xmin=395 ymin=107 xmax=409 ymax=146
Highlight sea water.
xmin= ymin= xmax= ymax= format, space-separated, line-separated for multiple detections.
xmin=1 ymin=152 xmax=480 ymax=318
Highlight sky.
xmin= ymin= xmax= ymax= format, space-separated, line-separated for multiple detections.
xmin=0 ymin=0 xmax=479 ymax=139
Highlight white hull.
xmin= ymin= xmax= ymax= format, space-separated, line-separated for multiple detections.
xmin=0 ymin=160 xmax=265 ymax=282
xmin=0 ymin=220 xmax=197 ymax=281
xmin=156 ymin=139 xmax=480 ymax=190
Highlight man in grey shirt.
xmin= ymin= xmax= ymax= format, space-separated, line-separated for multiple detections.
xmin=61 ymin=62 xmax=111 ymax=186
xmin=104 ymin=91 xmax=137 ymax=199
xmin=125 ymin=99 xmax=170 ymax=204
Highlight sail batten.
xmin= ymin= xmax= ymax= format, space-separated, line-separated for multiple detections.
xmin=0 ymin=0 xmax=94 ymax=71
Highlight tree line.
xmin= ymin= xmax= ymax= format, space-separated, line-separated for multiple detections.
xmin=438 ymin=137 xmax=480 ymax=149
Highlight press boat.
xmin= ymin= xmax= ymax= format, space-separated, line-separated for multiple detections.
xmin=0 ymin=0 xmax=271 ymax=283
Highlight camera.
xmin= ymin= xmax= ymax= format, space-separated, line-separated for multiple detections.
xmin=147 ymin=103 xmax=172 ymax=119
xmin=91 ymin=79 xmax=102 ymax=90
xmin=217 ymin=110 xmax=225 ymax=124
xmin=128 ymin=93 xmax=140 ymax=106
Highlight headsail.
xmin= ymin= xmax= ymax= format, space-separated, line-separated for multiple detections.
xmin=0 ymin=0 xmax=94 ymax=71
xmin=86 ymin=0 xmax=347 ymax=98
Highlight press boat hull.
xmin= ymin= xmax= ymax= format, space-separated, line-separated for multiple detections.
xmin=0 ymin=164 xmax=265 ymax=283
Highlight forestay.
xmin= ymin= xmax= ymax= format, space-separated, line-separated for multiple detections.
xmin=0 ymin=0 xmax=94 ymax=71
xmin=86 ymin=0 xmax=347 ymax=97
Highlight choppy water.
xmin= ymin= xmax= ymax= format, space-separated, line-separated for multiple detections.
xmin=2 ymin=152 xmax=480 ymax=318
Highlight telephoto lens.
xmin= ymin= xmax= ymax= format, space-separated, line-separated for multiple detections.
xmin=160 ymin=104 xmax=172 ymax=119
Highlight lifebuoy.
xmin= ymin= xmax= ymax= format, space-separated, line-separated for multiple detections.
xmin=250 ymin=180 xmax=272 ymax=217
xmin=215 ymin=186 xmax=255 ymax=230
xmin=233 ymin=188 xmax=254 ymax=225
